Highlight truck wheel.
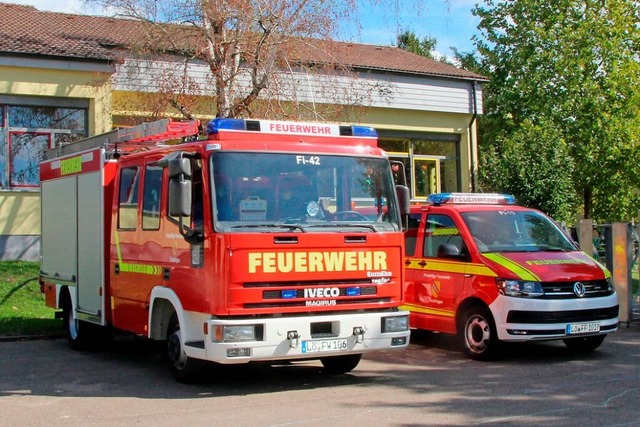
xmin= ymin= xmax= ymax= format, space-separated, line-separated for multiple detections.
xmin=563 ymin=335 xmax=606 ymax=353
xmin=320 ymin=354 xmax=362 ymax=374
xmin=167 ymin=314 xmax=203 ymax=383
xmin=63 ymin=300 xmax=91 ymax=350
xmin=458 ymin=305 xmax=500 ymax=361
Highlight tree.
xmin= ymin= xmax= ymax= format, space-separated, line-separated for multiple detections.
xmin=473 ymin=0 xmax=640 ymax=221
xmin=397 ymin=30 xmax=438 ymax=60
xmin=478 ymin=119 xmax=577 ymax=223
xmin=85 ymin=0 xmax=389 ymax=121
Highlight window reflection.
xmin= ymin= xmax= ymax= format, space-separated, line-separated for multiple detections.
xmin=1 ymin=104 xmax=87 ymax=188
xmin=9 ymin=133 xmax=50 ymax=187
xmin=8 ymin=106 xmax=86 ymax=132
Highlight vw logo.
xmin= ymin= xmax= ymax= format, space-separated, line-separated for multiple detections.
xmin=573 ymin=282 xmax=586 ymax=298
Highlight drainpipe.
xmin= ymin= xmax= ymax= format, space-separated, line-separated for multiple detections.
xmin=468 ymin=80 xmax=478 ymax=192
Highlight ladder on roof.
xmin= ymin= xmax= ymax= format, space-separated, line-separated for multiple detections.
xmin=44 ymin=118 xmax=201 ymax=160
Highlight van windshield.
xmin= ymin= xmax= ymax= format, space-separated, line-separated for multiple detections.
xmin=461 ymin=210 xmax=577 ymax=253
xmin=210 ymin=152 xmax=401 ymax=232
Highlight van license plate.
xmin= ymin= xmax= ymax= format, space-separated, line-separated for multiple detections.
xmin=566 ymin=322 xmax=600 ymax=335
xmin=301 ymin=339 xmax=348 ymax=354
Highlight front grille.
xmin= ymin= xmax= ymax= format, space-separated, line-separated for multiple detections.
xmin=540 ymin=279 xmax=613 ymax=299
xmin=263 ymin=286 xmax=377 ymax=299
xmin=244 ymin=279 xmax=365 ymax=288
xmin=245 ymin=297 xmax=390 ymax=309
xmin=507 ymin=305 xmax=619 ymax=324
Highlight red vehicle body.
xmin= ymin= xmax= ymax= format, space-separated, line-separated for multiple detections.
xmin=40 ymin=118 xmax=410 ymax=381
xmin=401 ymin=193 xmax=618 ymax=359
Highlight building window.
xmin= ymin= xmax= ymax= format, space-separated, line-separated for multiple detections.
xmin=380 ymin=132 xmax=461 ymax=199
xmin=0 ymin=103 xmax=87 ymax=189
xmin=8 ymin=106 xmax=86 ymax=133
xmin=9 ymin=132 xmax=51 ymax=187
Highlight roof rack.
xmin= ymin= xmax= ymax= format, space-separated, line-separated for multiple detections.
xmin=45 ymin=118 xmax=201 ymax=160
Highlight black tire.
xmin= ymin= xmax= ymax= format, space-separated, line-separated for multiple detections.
xmin=320 ymin=354 xmax=362 ymax=374
xmin=166 ymin=314 xmax=203 ymax=383
xmin=563 ymin=335 xmax=606 ymax=353
xmin=458 ymin=305 xmax=500 ymax=361
xmin=62 ymin=297 xmax=91 ymax=350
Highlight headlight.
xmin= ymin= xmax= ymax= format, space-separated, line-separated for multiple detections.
xmin=606 ymin=277 xmax=615 ymax=292
xmin=382 ymin=315 xmax=409 ymax=333
xmin=496 ymin=279 xmax=544 ymax=298
xmin=213 ymin=325 xmax=261 ymax=342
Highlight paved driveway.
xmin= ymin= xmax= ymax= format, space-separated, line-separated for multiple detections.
xmin=1 ymin=323 xmax=639 ymax=426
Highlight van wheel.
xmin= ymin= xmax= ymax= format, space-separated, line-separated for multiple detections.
xmin=167 ymin=314 xmax=203 ymax=383
xmin=458 ymin=305 xmax=499 ymax=360
xmin=320 ymin=354 xmax=362 ymax=374
xmin=563 ymin=335 xmax=606 ymax=353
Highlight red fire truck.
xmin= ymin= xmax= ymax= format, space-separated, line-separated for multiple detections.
xmin=402 ymin=193 xmax=618 ymax=360
xmin=39 ymin=118 xmax=410 ymax=382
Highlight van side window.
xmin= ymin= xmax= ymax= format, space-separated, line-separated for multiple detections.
xmin=423 ymin=214 xmax=466 ymax=258
xmin=118 ymin=166 xmax=140 ymax=230
xmin=405 ymin=213 xmax=422 ymax=256
xmin=142 ymin=164 xmax=162 ymax=230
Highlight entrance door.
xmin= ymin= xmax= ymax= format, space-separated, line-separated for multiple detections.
xmin=413 ymin=156 xmax=440 ymax=199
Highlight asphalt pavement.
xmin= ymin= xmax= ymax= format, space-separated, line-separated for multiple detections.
xmin=1 ymin=316 xmax=639 ymax=427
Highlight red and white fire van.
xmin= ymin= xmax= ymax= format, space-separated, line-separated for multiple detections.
xmin=402 ymin=193 xmax=618 ymax=359
xmin=39 ymin=118 xmax=411 ymax=381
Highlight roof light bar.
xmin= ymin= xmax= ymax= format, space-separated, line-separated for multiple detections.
xmin=207 ymin=118 xmax=249 ymax=134
xmin=206 ymin=118 xmax=377 ymax=138
xmin=428 ymin=193 xmax=516 ymax=206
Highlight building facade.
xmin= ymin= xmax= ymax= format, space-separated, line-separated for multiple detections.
xmin=0 ymin=3 xmax=486 ymax=260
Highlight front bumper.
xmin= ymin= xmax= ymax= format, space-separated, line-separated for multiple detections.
xmin=489 ymin=293 xmax=619 ymax=342
xmin=189 ymin=311 xmax=410 ymax=364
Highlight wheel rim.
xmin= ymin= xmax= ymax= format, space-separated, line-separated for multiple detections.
xmin=67 ymin=310 xmax=79 ymax=340
xmin=465 ymin=314 xmax=491 ymax=354
xmin=167 ymin=329 xmax=187 ymax=370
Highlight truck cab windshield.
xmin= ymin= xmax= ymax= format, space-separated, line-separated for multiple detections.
xmin=461 ymin=210 xmax=577 ymax=253
xmin=210 ymin=152 xmax=400 ymax=232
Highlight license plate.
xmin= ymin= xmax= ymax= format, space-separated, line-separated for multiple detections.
xmin=301 ymin=339 xmax=348 ymax=354
xmin=566 ymin=322 xmax=600 ymax=335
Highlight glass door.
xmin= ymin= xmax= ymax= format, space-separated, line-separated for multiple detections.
xmin=413 ymin=156 xmax=440 ymax=199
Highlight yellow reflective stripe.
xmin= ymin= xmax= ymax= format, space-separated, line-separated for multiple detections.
xmin=482 ymin=253 xmax=540 ymax=281
xmin=114 ymin=230 xmax=162 ymax=276
xmin=400 ymin=303 xmax=455 ymax=318
xmin=405 ymin=258 xmax=497 ymax=277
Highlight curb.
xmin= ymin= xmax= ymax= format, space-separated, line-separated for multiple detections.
xmin=0 ymin=332 xmax=65 ymax=343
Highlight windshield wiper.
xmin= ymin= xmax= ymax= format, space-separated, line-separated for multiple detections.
xmin=306 ymin=223 xmax=377 ymax=232
xmin=229 ymin=223 xmax=307 ymax=232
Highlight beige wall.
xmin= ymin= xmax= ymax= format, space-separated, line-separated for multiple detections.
xmin=0 ymin=65 xmax=113 ymax=134
xmin=0 ymin=191 xmax=40 ymax=235
xmin=1 ymin=64 xmax=113 ymax=259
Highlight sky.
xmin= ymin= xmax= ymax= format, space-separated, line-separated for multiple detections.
xmin=6 ymin=0 xmax=482 ymax=58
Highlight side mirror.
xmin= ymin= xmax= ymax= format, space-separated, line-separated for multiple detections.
xmin=437 ymin=243 xmax=461 ymax=259
xmin=158 ymin=151 xmax=193 ymax=179
xmin=396 ymin=185 xmax=410 ymax=230
xmin=160 ymin=151 xmax=201 ymax=244
xmin=169 ymin=178 xmax=192 ymax=217
xmin=396 ymin=185 xmax=410 ymax=216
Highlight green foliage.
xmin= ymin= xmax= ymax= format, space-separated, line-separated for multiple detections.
xmin=479 ymin=119 xmax=577 ymax=223
xmin=474 ymin=0 xmax=640 ymax=222
xmin=450 ymin=47 xmax=487 ymax=74
xmin=0 ymin=261 xmax=61 ymax=337
xmin=397 ymin=30 xmax=438 ymax=59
